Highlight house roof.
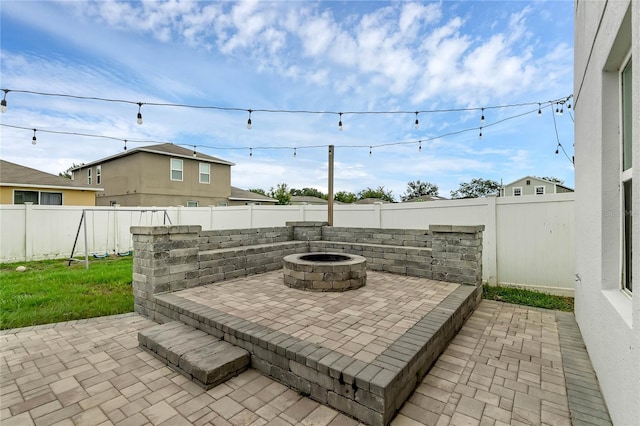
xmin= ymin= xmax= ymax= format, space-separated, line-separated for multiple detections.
xmin=229 ymin=187 xmax=277 ymax=203
xmin=71 ymin=143 xmax=235 ymax=170
xmin=354 ymin=197 xmax=392 ymax=204
xmin=291 ymin=196 xmax=328 ymax=205
xmin=0 ymin=160 xmax=103 ymax=192
xmin=404 ymin=194 xmax=448 ymax=202
xmin=502 ymin=175 xmax=574 ymax=191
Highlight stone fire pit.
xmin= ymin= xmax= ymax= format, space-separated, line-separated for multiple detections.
xmin=282 ymin=252 xmax=366 ymax=291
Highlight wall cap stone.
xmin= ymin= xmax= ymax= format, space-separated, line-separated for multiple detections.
xmin=286 ymin=221 xmax=328 ymax=227
xmin=429 ymin=225 xmax=484 ymax=233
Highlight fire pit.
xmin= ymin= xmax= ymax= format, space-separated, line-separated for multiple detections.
xmin=282 ymin=252 xmax=366 ymax=291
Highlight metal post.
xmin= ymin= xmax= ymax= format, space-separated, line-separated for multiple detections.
xmin=328 ymin=145 xmax=334 ymax=226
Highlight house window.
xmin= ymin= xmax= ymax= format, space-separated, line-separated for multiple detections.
xmin=96 ymin=165 xmax=101 ymax=185
xmin=187 ymin=201 xmax=199 ymax=207
xmin=14 ymin=190 xmax=39 ymax=204
xmin=535 ymin=186 xmax=545 ymax=195
xmin=171 ymin=158 xmax=183 ymax=181
xmin=40 ymin=192 xmax=62 ymax=205
xmin=513 ymin=187 xmax=522 ymax=196
xmin=621 ymin=55 xmax=632 ymax=293
xmin=199 ymin=163 xmax=210 ymax=184
xmin=87 ymin=168 xmax=92 ymax=185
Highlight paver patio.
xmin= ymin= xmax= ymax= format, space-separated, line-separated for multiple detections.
xmin=1 ymin=299 xmax=610 ymax=425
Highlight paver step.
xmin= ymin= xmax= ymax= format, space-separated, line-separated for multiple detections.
xmin=138 ymin=321 xmax=250 ymax=389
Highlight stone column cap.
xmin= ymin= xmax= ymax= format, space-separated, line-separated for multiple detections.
xmin=429 ymin=225 xmax=485 ymax=233
xmin=130 ymin=225 xmax=202 ymax=235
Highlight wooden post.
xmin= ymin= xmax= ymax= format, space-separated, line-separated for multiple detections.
xmin=328 ymin=145 xmax=334 ymax=226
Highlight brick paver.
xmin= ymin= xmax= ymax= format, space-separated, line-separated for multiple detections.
xmin=1 ymin=301 xmax=610 ymax=425
xmin=176 ymin=270 xmax=458 ymax=362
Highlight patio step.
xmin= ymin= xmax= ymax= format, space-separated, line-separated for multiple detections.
xmin=138 ymin=321 xmax=250 ymax=389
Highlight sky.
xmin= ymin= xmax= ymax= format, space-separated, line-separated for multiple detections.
xmin=0 ymin=0 xmax=575 ymax=200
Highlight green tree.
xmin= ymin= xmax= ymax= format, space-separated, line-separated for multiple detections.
xmin=357 ymin=186 xmax=395 ymax=203
xmin=269 ymin=183 xmax=291 ymax=205
xmin=248 ymin=188 xmax=267 ymax=196
xmin=401 ymin=180 xmax=439 ymax=201
xmin=334 ymin=191 xmax=357 ymax=204
xmin=289 ymin=187 xmax=327 ymax=199
xmin=450 ymin=178 xmax=500 ymax=199
xmin=58 ymin=163 xmax=84 ymax=179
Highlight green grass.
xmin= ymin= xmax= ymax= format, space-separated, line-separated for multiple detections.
xmin=0 ymin=256 xmax=134 ymax=330
xmin=482 ymin=284 xmax=574 ymax=312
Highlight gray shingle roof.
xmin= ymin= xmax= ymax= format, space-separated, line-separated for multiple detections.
xmin=229 ymin=187 xmax=277 ymax=203
xmin=0 ymin=160 xmax=102 ymax=191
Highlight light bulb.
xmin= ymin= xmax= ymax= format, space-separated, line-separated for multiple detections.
xmin=1 ymin=100 xmax=6 ymax=113
xmin=538 ymin=104 xmax=542 ymax=115
xmin=479 ymin=128 xmax=483 ymax=140
xmin=480 ymin=108 xmax=485 ymax=126
xmin=247 ymin=118 xmax=252 ymax=129
xmin=418 ymin=141 xmax=422 ymax=152
xmin=414 ymin=112 xmax=419 ymax=129
xmin=137 ymin=112 xmax=143 ymax=125
xmin=32 ymin=136 xmax=37 ymax=145
xmin=555 ymin=148 xmax=559 ymax=155
xmin=338 ymin=113 xmax=343 ymax=131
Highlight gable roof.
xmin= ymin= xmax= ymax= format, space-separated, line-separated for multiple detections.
xmin=71 ymin=143 xmax=234 ymax=170
xmin=0 ymin=160 xmax=103 ymax=191
xmin=229 ymin=187 xmax=277 ymax=203
xmin=404 ymin=194 xmax=448 ymax=202
xmin=503 ymin=175 xmax=574 ymax=191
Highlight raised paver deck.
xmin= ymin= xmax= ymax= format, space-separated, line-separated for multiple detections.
xmin=1 ymin=301 xmax=611 ymax=426
xmin=174 ymin=270 xmax=459 ymax=362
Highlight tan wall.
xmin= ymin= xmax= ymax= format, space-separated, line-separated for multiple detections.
xmin=77 ymin=152 xmax=232 ymax=207
xmin=0 ymin=186 xmax=96 ymax=206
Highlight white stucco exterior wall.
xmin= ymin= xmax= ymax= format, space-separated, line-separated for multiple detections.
xmin=574 ymin=1 xmax=640 ymax=424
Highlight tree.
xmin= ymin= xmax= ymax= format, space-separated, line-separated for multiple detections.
xmin=248 ymin=188 xmax=267 ymax=196
xmin=450 ymin=178 xmax=500 ymax=199
xmin=401 ymin=180 xmax=439 ymax=201
xmin=58 ymin=163 xmax=84 ymax=179
xmin=289 ymin=187 xmax=327 ymax=199
xmin=537 ymin=176 xmax=564 ymax=184
xmin=334 ymin=191 xmax=357 ymax=204
xmin=357 ymin=186 xmax=395 ymax=203
xmin=269 ymin=183 xmax=291 ymax=205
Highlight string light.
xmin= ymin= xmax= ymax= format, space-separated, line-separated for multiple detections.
xmin=293 ymin=147 xmax=297 ymax=158
xmin=1 ymin=99 xmax=574 ymax=166
xmin=414 ymin=112 xmax=419 ymax=129
xmin=123 ymin=140 xmax=127 ymax=151
xmin=479 ymin=127 xmax=483 ymax=140
xmin=31 ymin=128 xmax=37 ymax=145
xmin=538 ymin=103 xmax=542 ymax=115
xmin=1 ymin=89 xmax=8 ymax=113
xmin=193 ymin=145 xmax=197 ymax=157
xmin=338 ymin=113 xmax=343 ymax=131
xmin=136 ymin=102 xmax=143 ymax=125
xmin=480 ymin=108 xmax=485 ymax=126
xmin=418 ymin=140 xmax=422 ymax=152
xmin=247 ymin=109 xmax=252 ymax=129
xmin=555 ymin=146 xmax=559 ymax=155
xmin=369 ymin=146 xmax=372 ymax=156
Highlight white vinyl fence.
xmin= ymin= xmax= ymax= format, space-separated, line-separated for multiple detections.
xmin=0 ymin=193 xmax=575 ymax=295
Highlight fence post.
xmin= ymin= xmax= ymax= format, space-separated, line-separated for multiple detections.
xmin=23 ymin=203 xmax=33 ymax=261
xmin=485 ymin=195 xmax=498 ymax=285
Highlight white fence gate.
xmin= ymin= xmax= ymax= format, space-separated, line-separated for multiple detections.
xmin=0 ymin=193 xmax=575 ymax=295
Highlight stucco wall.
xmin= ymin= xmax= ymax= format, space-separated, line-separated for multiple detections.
xmin=574 ymin=1 xmax=640 ymax=424
xmin=0 ymin=186 xmax=96 ymax=206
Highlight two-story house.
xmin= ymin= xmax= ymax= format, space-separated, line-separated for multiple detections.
xmin=71 ymin=143 xmax=235 ymax=207
xmin=499 ymin=176 xmax=574 ymax=197
xmin=0 ymin=160 xmax=102 ymax=205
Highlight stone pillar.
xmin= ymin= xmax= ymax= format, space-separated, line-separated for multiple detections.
xmin=286 ymin=221 xmax=327 ymax=242
xmin=430 ymin=225 xmax=484 ymax=286
xmin=131 ymin=225 xmax=201 ymax=318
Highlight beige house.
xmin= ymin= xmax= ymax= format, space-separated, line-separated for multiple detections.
xmin=499 ymin=176 xmax=574 ymax=197
xmin=71 ymin=143 xmax=234 ymax=207
xmin=0 ymin=160 xmax=101 ymax=205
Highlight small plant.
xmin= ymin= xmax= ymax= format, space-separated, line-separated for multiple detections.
xmin=482 ymin=284 xmax=574 ymax=312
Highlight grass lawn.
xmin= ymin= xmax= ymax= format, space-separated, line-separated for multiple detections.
xmin=1 ymin=255 xmax=574 ymax=330
xmin=0 ymin=256 xmax=134 ymax=330
xmin=482 ymin=284 xmax=574 ymax=312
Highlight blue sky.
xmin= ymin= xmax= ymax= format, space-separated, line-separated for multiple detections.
xmin=0 ymin=0 xmax=575 ymax=200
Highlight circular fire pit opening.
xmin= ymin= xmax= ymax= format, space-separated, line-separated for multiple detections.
xmin=283 ymin=252 xmax=366 ymax=292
